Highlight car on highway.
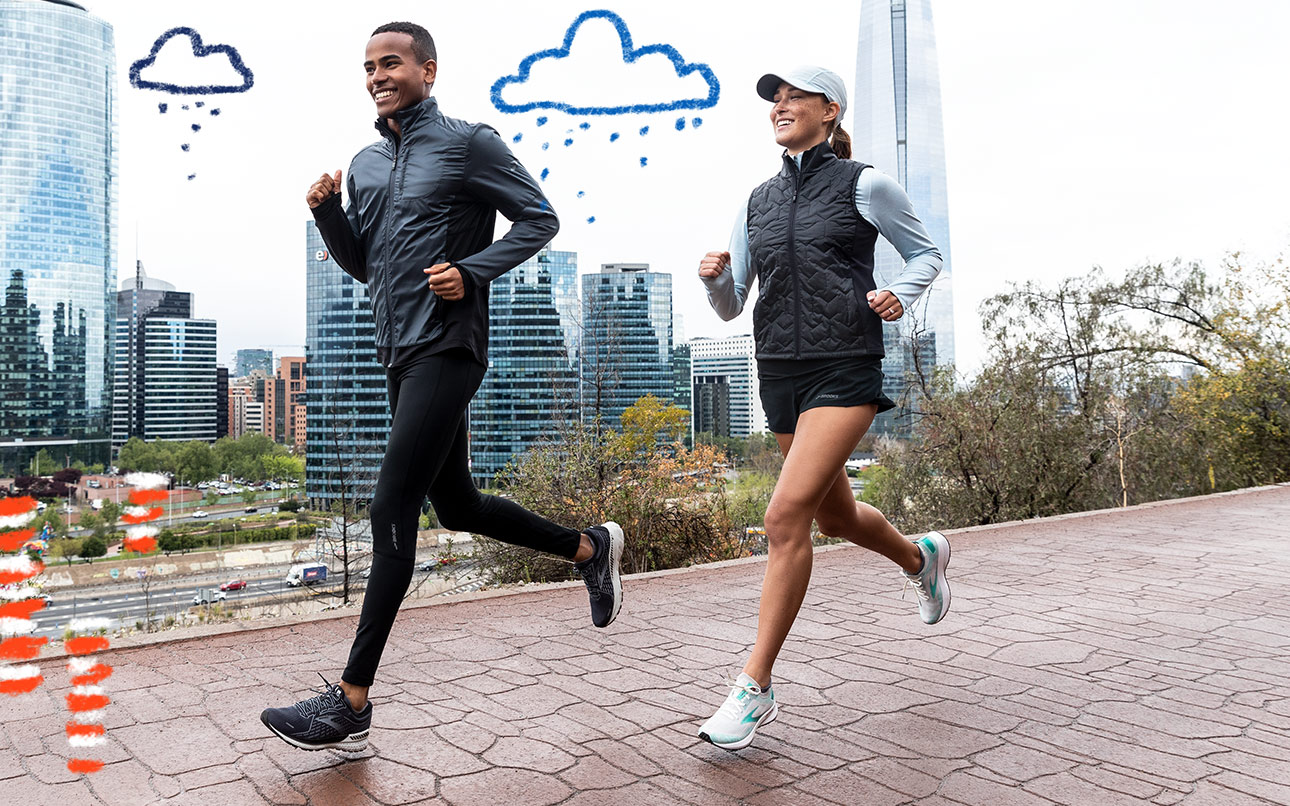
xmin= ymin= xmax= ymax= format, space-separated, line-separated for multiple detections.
xmin=417 ymin=560 xmax=437 ymax=572
xmin=219 ymin=579 xmax=247 ymax=592
xmin=39 ymin=592 xmax=53 ymax=605
xmin=191 ymin=589 xmax=227 ymax=606
xmin=191 ymin=510 xmax=209 ymax=519
xmin=244 ymin=506 xmax=257 ymax=513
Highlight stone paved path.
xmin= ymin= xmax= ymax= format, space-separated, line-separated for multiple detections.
xmin=4 ymin=486 xmax=1289 ymax=804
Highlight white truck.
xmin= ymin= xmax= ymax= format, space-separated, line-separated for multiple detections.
xmin=285 ymin=562 xmax=328 ymax=587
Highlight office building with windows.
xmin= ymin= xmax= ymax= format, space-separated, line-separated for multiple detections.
xmin=469 ymin=247 xmax=579 ymax=486
xmin=304 ymin=223 xmax=388 ymax=509
xmin=235 ymin=348 xmax=273 ymax=378
xmin=580 ymin=264 xmax=673 ymax=432
xmin=692 ymin=375 xmax=732 ymax=438
xmin=689 ymin=334 xmax=766 ymax=438
xmin=0 ymin=0 xmax=117 ymax=472
xmin=112 ymin=265 xmax=218 ymax=447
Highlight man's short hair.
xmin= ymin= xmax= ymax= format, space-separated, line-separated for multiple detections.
xmin=371 ymin=22 xmax=437 ymax=64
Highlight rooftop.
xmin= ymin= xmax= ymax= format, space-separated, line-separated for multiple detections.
xmin=7 ymin=485 xmax=1289 ymax=804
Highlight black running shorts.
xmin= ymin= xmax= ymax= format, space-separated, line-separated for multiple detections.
xmin=757 ymin=356 xmax=896 ymax=434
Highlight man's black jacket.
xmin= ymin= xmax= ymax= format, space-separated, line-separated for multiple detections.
xmin=312 ymin=97 xmax=559 ymax=366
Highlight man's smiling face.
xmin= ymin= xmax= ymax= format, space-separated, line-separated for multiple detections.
xmin=364 ymin=32 xmax=435 ymax=118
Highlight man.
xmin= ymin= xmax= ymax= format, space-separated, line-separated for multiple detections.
xmin=260 ymin=21 xmax=624 ymax=753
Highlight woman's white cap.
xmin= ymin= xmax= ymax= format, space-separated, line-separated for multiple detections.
xmin=756 ymin=66 xmax=848 ymax=122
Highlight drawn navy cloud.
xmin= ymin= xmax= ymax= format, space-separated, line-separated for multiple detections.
xmin=491 ymin=10 xmax=719 ymax=116
xmin=130 ymin=27 xmax=253 ymax=95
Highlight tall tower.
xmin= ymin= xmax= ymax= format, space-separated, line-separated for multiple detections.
xmin=854 ymin=0 xmax=955 ymax=371
xmin=470 ymin=247 xmax=579 ymax=486
xmin=580 ymin=264 xmax=673 ymax=433
xmin=0 ymin=0 xmax=118 ymax=472
xmin=304 ymin=222 xmax=389 ymax=510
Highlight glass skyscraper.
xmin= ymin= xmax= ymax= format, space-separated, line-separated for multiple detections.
xmin=0 ymin=0 xmax=117 ymax=472
xmin=112 ymin=264 xmax=217 ymax=448
xmin=689 ymin=334 xmax=767 ymax=438
xmin=855 ymin=0 xmax=955 ymax=436
xmin=304 ymin=223 xmax=389 ymax=510
xmin=469 ymin=247 xmax=579 ymax=486
xmin=235 ymin=348 xmax=273 ymax=378
xmin=580 ymin=264 xmax=673 ymax=433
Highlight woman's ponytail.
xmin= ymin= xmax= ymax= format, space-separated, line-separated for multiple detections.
xmin=830 ymin=123 xmax=852 ymax=160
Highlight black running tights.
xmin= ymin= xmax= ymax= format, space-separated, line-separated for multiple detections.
xmin=342 ymin=350 xmax=582 ymax=687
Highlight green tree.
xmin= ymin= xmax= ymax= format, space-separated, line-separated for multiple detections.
xmin=79 ymin=536 xmax=107 ymax=562
xmin=157 ymin=530 xmax=179 ymax=555
xmin=176 ymin=440 xmax=219 ymax=484
xmin=47 ymin=538 xmax=82 ymax=567
xmin=241 ymin=488 xmax=258 ymax=505
xmin=27 ymin=448 xmax=56 ymax=476
xmin=260 ymin=452 xmax=304 ymax=484
xmin=97 ymin=500 xmax=121 ymax=531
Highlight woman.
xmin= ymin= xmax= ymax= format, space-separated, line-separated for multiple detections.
xmin=696 ymin=66 xmax=951 ymax=750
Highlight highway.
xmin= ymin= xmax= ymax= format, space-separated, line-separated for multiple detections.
xmin=33 ymin=551 xmax=482 ymax=638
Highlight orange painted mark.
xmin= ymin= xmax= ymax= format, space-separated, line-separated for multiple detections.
xmin=64 ymin=637 xmax=110 ymax=655
xmin=0 ymin=496 xmax=38 ymax=516
xmin=70 ymin=663 xmax=112 ymax=687
xmin=0 ymin=528 xmax=36 ymax=552
xmin=66 ymin=722 xmax=106 ymax=739
xmin=0 ymin=599 xmax=44 ymax=620
xmin=68 ymin=759 xmax=104 ymax=774
xmin=0 ymin=675 xmax=44 ymax=695
xmin=128 ymin=489 xmax=169 ymax=506
xmin=66 ymin=692 xmax=110 ymax=711
xmin=0 ymin=560 xmax=43 ymax=585
xmin=0 ymin=635 xmax=48 ymax=660
xmin=122 ymin=536 xmax=157 ymax=554
xmin=121 ymin=507 xmax=164 ymax=525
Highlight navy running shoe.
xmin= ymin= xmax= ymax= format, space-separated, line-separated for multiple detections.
xmin=576 ymin=521 xmax=624 ymax=627
xmin=260 ymin=674 xmax=371 ymax=752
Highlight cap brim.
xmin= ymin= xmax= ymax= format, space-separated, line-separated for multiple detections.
xmin=756 ymin=73 xmax=787 ymax=102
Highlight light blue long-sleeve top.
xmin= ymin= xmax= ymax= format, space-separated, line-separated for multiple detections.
xmin=704 ymin=156 xmax=943 ymax=322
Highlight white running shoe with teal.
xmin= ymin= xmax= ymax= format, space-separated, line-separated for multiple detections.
xmin=902 ymin=530 xmax=951 ymax=624
xmin=698 ymin=672 xmax=778 ymax=751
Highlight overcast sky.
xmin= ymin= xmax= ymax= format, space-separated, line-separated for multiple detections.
xmin=101 ymin=0 xmax=1290 ymax=374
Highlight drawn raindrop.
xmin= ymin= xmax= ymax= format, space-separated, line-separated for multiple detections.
xmin=563 ymin=138 xmax=573 ymax=147
xmin=158 ymin=102 xmax=168 ymax=114
xmin=640 ymin=157 xmax=648 ymax=167
xmin=513 ymin=133 xmax=523 ymax=143
xmin=191 ymin=123 xmax=201 ymax=132
xmin=536 ymin=116 xmax=548 ymax=126
xmin=181 ymin=104 xmax=189 ymax=111
xmin=540 ymin=168 xmax=550 ymax=181
xmin=577 ymin=191 xmax=585 ymax=198
xmin=180 ymin=144 xmax=190 ymax=152
xmin=542 ymin=142 xmax=550 ymax=151
xmin=195 ymin=101 xmax=205 ymax=108
xmin=210 ymin=108 xmax=221 ymax=116
xmin=579 ymin=122 xmax=590 ymax=130
xmin=639 ymin=125 xmax=649 ymax=136
xmin=692 ymin=117 xmax=703 ymax=128
xmin=587 ymin=216 xmax=596 ymax=223
xmin=187 ymin=174 xmax=196 ymax=181
xmin=609 ymin=132 xmax=620 ymax=142
xmin=675 ymin=117 xmax=686 ymax=131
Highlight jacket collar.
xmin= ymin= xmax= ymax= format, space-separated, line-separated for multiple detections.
xmin=375 ymin=96 xmax=441 ymax=141
xmin=781 ymin=139 xmax=838 ymax=180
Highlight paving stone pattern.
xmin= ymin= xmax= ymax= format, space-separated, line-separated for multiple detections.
xmin=5 ymin=486 xmax=1289 ymax=804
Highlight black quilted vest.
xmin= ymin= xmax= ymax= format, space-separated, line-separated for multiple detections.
xmin=747 ymin=141 xmax=883 ymax=359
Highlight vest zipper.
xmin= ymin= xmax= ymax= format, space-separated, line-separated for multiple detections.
xmin=381 ymin=141 xmax=400 ymax=358
xmin=788 ymin=163 xmax=802 ymax=359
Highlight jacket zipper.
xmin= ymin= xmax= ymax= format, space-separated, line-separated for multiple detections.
xmin=787 ymin=160 xmax=802 ymax=359
xmin=381 ymin=139 xmax=401 ymax=359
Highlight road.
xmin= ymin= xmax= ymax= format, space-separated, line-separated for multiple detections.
xmin=34 ymin=551 xmax=482 ymax=638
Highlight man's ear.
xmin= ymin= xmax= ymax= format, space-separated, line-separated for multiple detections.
xmin=423 ymin=59 xmax=437 ymax=89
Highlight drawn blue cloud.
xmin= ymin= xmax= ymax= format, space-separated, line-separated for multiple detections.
xmin=130 ymin=27 xmax=254 ymax=95
xmin=491 ymin=10 xmax=719 ymax=116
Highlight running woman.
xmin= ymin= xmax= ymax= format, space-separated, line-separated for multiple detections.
xmin=696 ymin=66 xmax=951 ymax=750
xmin=260 ymin=22 xmax=624 ymax=753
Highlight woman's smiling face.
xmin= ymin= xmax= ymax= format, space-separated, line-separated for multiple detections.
xmin=769 ymin=82 xmax=839 ymax=155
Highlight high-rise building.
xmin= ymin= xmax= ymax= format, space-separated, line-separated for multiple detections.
xmin=672 ymin=341 xmax=692 ymax=409
xmin=469 ymin=247 xmax=578 ymax=486
xmin=580 ymin=264 xmax=673 ymax=432
xmin=304 ymin=223 xmax=388 ymax=510
xmin=692 ymin=375 xmax=731 ymax=438
xmin=690 ymin=335 xmax=766 ymax=438
xmin=228 ymin=377 xmax=258 ymax=438
xmin=112 ymin=264 xmax=218 ymax=448
xmin=235 ymin=348 xmax=274 ymax=378
xmin=265 ymin=355 xmax=306 ymax=449
xmin=215 ymin=366 xmax=229 ymax=439
xmin=0 ymin=0 xmax=117 ymax=472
